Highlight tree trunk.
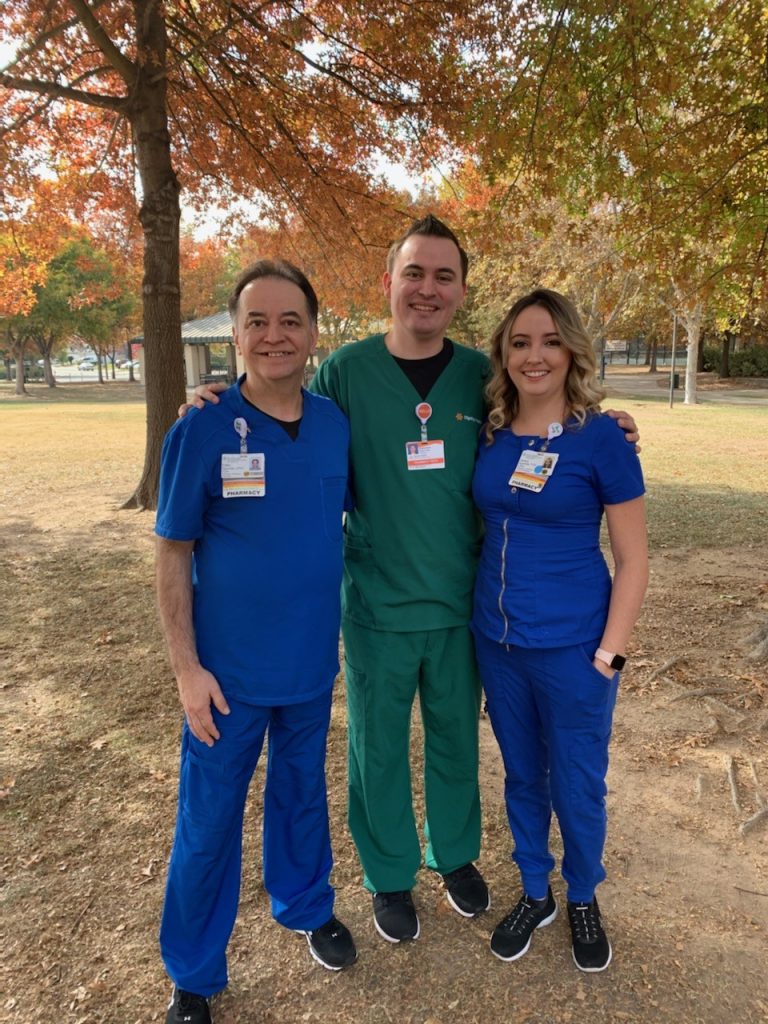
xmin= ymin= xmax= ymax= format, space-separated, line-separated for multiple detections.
xmin=125 ymin=340 xmax=136 ymax=383
xmin=679 ymin=299 xmax=704 ymax=405
xmin=36 ymin=333 xmax=57 ymax=387
xmin=122 ymin=0 xmax=185 ymax=510
xmin=648 ymin=339 xmax=658 ymax=373
xmin=720 ymin=333 xmax=731 ymax=378
xmin=599 ymin=335 xmax=607 ymax=379
xmin=42 ymin=352 xmax=56 ymax=386
xmin=11 ymin=333 xmax=28 ymax=395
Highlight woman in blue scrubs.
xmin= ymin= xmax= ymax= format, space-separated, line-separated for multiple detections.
xmin=472 ymin=289 xmax=648 ymax=973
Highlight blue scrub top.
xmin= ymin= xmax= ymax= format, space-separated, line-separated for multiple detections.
xmin=156 ymin=381 xmax=350 ymax=705
xmin=472 ymin=413 xmax=644 ymax=647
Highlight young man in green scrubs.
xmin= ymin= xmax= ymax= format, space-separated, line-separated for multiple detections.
xmin=309 ymin=217 xmax=491 ymax=941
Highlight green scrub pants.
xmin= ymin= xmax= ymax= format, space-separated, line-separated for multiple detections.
xmin=342 ymin=620 xmax=482 ymax=893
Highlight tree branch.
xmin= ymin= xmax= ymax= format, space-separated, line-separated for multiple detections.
xmin=496 ymin=4 xmax=568 ymax=211
xmin=66 ymin=0 xmax=136 ymax=86
xmin=0 ymin=73 xmax=126 ymax=112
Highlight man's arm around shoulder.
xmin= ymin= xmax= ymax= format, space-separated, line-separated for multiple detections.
xmin=156 ymin=537 xmax=230 ymax=746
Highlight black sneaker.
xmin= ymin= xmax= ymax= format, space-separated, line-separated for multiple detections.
xmin=372 ymin=890 xmax=420 ymax=942
xmin=166 ymin=987 xmax=212 ymax=1024
xmin=490 ymin=888 xmax=558 ymax=962
xmin=441 ymin=862 xmax=491 ymax=917
xmin=302 ymin=915 xmax=358 ymax=970
xmin=567 ymin=897 xmax=612 ymax=972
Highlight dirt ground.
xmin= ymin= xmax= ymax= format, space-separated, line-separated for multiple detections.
xmin=1 ymin=385 xmax=767 ymax=1024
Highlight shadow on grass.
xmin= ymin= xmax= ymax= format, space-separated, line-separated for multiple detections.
xmin=643 ymin=481 xmax=767 ymax=550
xmin=0 ymin=381 xmax=147 ymax=404
xmin=0 ymin=513 xmax=140 ymax=552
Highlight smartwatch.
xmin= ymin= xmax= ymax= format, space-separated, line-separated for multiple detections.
xmin=595 ymin=648 xmax=626 ymax=671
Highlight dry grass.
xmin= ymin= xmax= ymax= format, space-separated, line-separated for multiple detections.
xmin=602 ymin=401 xmax=768 ymax=550
xmin=2 ymin=384 xmax=767 ymax=1024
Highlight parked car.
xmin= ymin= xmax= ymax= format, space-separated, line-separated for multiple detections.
xmin=79 ymin=359 xmax=97 ymax=371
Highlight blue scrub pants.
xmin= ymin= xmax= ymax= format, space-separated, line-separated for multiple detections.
xmin=160 ymin=689 xmax=335 ymax=997
xmin=474 ymin=633 xmax=618 ymax=903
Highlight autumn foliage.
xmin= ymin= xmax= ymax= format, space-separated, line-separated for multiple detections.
xmin=2 ymin=1 xmax=765 ymax=482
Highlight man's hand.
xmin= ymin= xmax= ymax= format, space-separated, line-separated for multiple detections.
xmin=178 ymin=381 xmax=228 ymax=418
xmin=176 ymin=664 xmax=231 ymax=746
xmin=605 ymin=408 xmax=640 ymax=450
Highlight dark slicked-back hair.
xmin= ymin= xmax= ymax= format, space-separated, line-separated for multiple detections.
xmin=228 ymin=259 xmax=319 ymax=325
xmin=386 ymin=214 xmax=469 ymax=283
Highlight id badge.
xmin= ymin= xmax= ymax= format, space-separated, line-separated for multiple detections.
xmin=221 ymin=453 xmax=265 ymax=498
xmin=406 ymin=440 xmax=446 ymax=471
xmin=508 ymin=450 xmax=559 ymax=492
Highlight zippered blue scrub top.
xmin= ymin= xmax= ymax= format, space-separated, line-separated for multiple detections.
xmin=156 ymin=380 xmax=350 ymax=705
xmin=471 ymin=413 xmax=644 ymax=647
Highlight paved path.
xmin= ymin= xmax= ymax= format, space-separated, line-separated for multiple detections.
xmin=603 ymin=370 xmax=767 ymax=406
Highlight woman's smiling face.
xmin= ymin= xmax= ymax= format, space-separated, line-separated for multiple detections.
xmin=506 ymin=304 xmax=572 ymax=401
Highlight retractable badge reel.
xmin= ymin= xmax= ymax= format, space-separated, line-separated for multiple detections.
xmin=233 ymin=416 xmax=249 ymax=453
xmin=405 ymin=402 xmax=446 ymax=471
xmin=541 ymin=421 xmax=563 ymax=451
xmin=415 ymin=402 xmax=432 ymax=441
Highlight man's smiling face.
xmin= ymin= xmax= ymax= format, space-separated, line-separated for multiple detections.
xmin=233 ymin=276 xmax=317 ymax=389
xmin=383 ymin=234 xmax=467 ymax=348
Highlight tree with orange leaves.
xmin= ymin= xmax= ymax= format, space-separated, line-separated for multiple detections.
xmin=0 ymin=206 xmax=58 ymax=394
xmin=1 ymin=0 xmax=506 ymax=507
xmin=179 ymin=235 xmax=238 ymax=323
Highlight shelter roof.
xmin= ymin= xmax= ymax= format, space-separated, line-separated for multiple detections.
xmin=131 ymin=310 xmax=232 ymax=345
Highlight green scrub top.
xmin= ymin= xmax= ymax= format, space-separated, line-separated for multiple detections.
xmin=311 ymin=334 xmax=489 ymax=631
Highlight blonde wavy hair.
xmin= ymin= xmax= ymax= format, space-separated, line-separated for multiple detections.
xmin=484 ymin=288 xmax=606 ymax=443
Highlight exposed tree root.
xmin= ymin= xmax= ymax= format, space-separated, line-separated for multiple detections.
xmin=669 ymin=686 xmax=742 ymax=703
xmin=740 ymin=806 xmax=768 ymax=836
xmin=649 ymin=655 xmax=684 ymax=681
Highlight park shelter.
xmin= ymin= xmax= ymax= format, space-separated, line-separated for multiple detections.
xmin=178 ymin=310 xmax=238 ymax=386
xmin=130 ymin=310 xmax=239 ymax=386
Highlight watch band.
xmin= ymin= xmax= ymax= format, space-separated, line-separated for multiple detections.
xmin=595 ymin=648 xmax=626 ymax=671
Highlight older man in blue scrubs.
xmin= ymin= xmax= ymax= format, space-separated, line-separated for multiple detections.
xmin=156 ymin=260 xmax=356 ymax=1024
